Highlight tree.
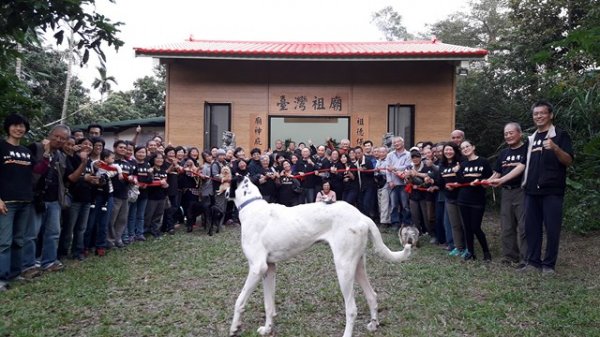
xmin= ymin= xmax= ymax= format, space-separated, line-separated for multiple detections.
xmin=0 ymin=0 xmax=123 ymax=126
xmin=130 ymin=65 xmax=166 ymax=117
xmin=371 ymin=6 xmax=414 ymax=41
xmin=92 ymin=66 xmax=117 ymax=101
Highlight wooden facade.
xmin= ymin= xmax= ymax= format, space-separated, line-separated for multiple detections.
xmin=162 ymin=58 xmax=458 ymax=150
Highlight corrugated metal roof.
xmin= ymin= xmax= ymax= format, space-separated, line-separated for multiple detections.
xmin=134 ymin=38 xmax=487 ymax=60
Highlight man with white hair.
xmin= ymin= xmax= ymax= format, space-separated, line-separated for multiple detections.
xmin=486 ymin=122 xmax=528 ymax=267
xmin=385 ymin=137 xmax=413 ymax=230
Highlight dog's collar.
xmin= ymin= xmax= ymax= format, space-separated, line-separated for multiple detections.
xmin=237 ymin=196 xmax=263 ymax=211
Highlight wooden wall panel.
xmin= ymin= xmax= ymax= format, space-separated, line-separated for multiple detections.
xmin=165 ymin=59 xmax=457 ymax=150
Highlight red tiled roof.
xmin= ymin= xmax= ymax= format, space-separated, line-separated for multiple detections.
xmin=134 ymin=38 xmax=487 ymax=60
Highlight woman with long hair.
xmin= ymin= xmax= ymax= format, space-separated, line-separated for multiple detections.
xmin=435 ymin=142 xmax=466 ymax=257
xmin=456 ymin=140 xmax=493 ymax=261
xmin=339 ymin=152 xmax=359 ymax=206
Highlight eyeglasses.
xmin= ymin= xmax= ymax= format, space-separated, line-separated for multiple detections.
xmin=460 ymin=144 xmax=472 ymax=150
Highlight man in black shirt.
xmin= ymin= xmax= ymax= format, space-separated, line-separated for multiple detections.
xmin=486 ymin=122 xmax=528 ymax=267
xmin=108 ymin=140 xmax=136 ymax=247
xmin=520 ymin=101 xmax=573 ymax=275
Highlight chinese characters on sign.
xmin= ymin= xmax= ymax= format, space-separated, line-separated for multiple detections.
xmin=249 ymin=114 xmax=266 ymax=148
xmin=352 ymin=115 xmax=369 ymax=146
xmin=274 ymin=94 xmax=345 ymax=113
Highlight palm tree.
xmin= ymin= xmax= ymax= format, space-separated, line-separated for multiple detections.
xmin=92 ymin=66 xmax=117 ymax=101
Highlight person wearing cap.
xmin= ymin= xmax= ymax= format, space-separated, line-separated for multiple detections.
xmin=406 ymin=147 xmax=438 ymax=243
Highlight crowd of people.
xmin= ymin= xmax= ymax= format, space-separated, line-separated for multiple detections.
xmin=0 ymin=100 xmax=573 ymax=291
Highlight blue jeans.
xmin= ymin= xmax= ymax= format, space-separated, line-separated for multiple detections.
xmin=127 ymin=197 xmax=148 ymax=238
xmin=0 ymin=202 xmax=30 ymax=280
xmin=302 ymin=188 xmax=316 ymax=204
xmin=65 ymin=202 xmax=91 ymax=257
xmin=84 ymin=194 xmax=113 ymax=249
xmin=435 ymin=197 xmax=448 ymax=245
xmin=389 ymin=185 xmax=411 ymax=226
xmin=23 ymin=201 xmax=61 ymax=268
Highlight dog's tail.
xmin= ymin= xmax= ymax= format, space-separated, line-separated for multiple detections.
xmin=368 ymin=220 xmax=412 ymax=262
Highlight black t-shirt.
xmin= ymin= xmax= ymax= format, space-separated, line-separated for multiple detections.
xmin=147 ymin=167 xmax=168 ymax=200
xmin=252 ymin=166 xmax=277 ymax=198
xmin=438 ymin=161 xmax=460 ymax=201
xmin=276 ymin=175 xmax=298 ymax=207
xmin=294 ymin=159 xmax=317 ymax=188
xmin=524 ymin=128 xmax=573 ymax=195
xmin=312 ymin=155 xmax=331 ymax=187
xmin=41 ymin=150 xmax=64 ymax=202
xmin=66 ymin=156 xmax=94 ymax=203
xmin=457 ymin=157 xmax=493 ymax=206
xmin=494 ymin=143 xmax=527 ymax=188
xmin=409 ymin=163 xmax=435 ymax=201
xmin=0 ymin=140 xmax=34 ymax=201
xmin=135 ymin=161 xmax=152 ymax=199
xmin=112 ymin=158 xmax=136 ymax=200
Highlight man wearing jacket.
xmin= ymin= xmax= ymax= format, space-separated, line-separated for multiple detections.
xmin=520 ymin=100 xmax=573 ymax=275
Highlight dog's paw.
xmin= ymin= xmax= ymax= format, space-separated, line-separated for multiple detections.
xmin=257 ymin=325 xmax=272 ymax=336
xmin=367 ymin=319 xmax=379 ymax=332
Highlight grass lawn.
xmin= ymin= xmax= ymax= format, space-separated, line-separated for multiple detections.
xmin=1 ymin=212 xmax=599 ymax=337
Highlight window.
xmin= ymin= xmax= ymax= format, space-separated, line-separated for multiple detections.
xmin=269 ymin=116 xmax=349 ymax=149
xmin=204 ymin=103 xmax=231 ymax=148
xmin=388 ymin=105 xmax=414 ymax=147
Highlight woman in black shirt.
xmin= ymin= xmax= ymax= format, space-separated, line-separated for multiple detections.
xmin=144 ymin=153 xmax=169 ymax=237
xmin=339 ymin=152 xmax=359 ymax=206
xmin=457 ymin=140 xmax=493 ymax=261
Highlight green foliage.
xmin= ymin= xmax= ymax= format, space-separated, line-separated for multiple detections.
xmin=0 ymin=0 xmax=124 ymax=65
xmin=0 ymin=0 xmax=122 ymax=129
xmin=71 ymin=65 xmax=165 ymax=126
xmin=374 ymin=0 xmax=600 ymax=233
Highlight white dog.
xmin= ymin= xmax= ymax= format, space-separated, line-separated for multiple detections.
xmin=227 ymin=176 xmax=412 ymax=337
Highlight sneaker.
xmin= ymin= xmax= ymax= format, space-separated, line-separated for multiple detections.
xmin=542 ymin=267 xmax=556 ymax=276
xmin=429 ymin=237 xmax=439 ymax=244
xmin=462 ymin=250 xmax=475 ymax=261
xmin=83 ymin=249 xmax=90 ymax=257
xmin=135 ymin=235 xmax=146 ymax=242
xmin=449 ymin=248 xmax=462 ymax=256
xmin=20 ymin=266 xmax=42 ymax=280
xmin=516 ymin=264 xmax=541 ymax=273
xmin=514 ymin=262 xmax=527 ymax=269
xmin=114 ymin=241 xmax=125 ymax=248
xmin=43 ymin=261 xmax=65 ymax=272
xmin=0 ymin=281 xmax=8 ymax=292
xmin=168 ymin=229 xmax=176 ymax=235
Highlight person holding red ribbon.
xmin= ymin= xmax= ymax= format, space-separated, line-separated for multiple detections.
xmin=455 ymin=140 xmax=493 ymax=261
